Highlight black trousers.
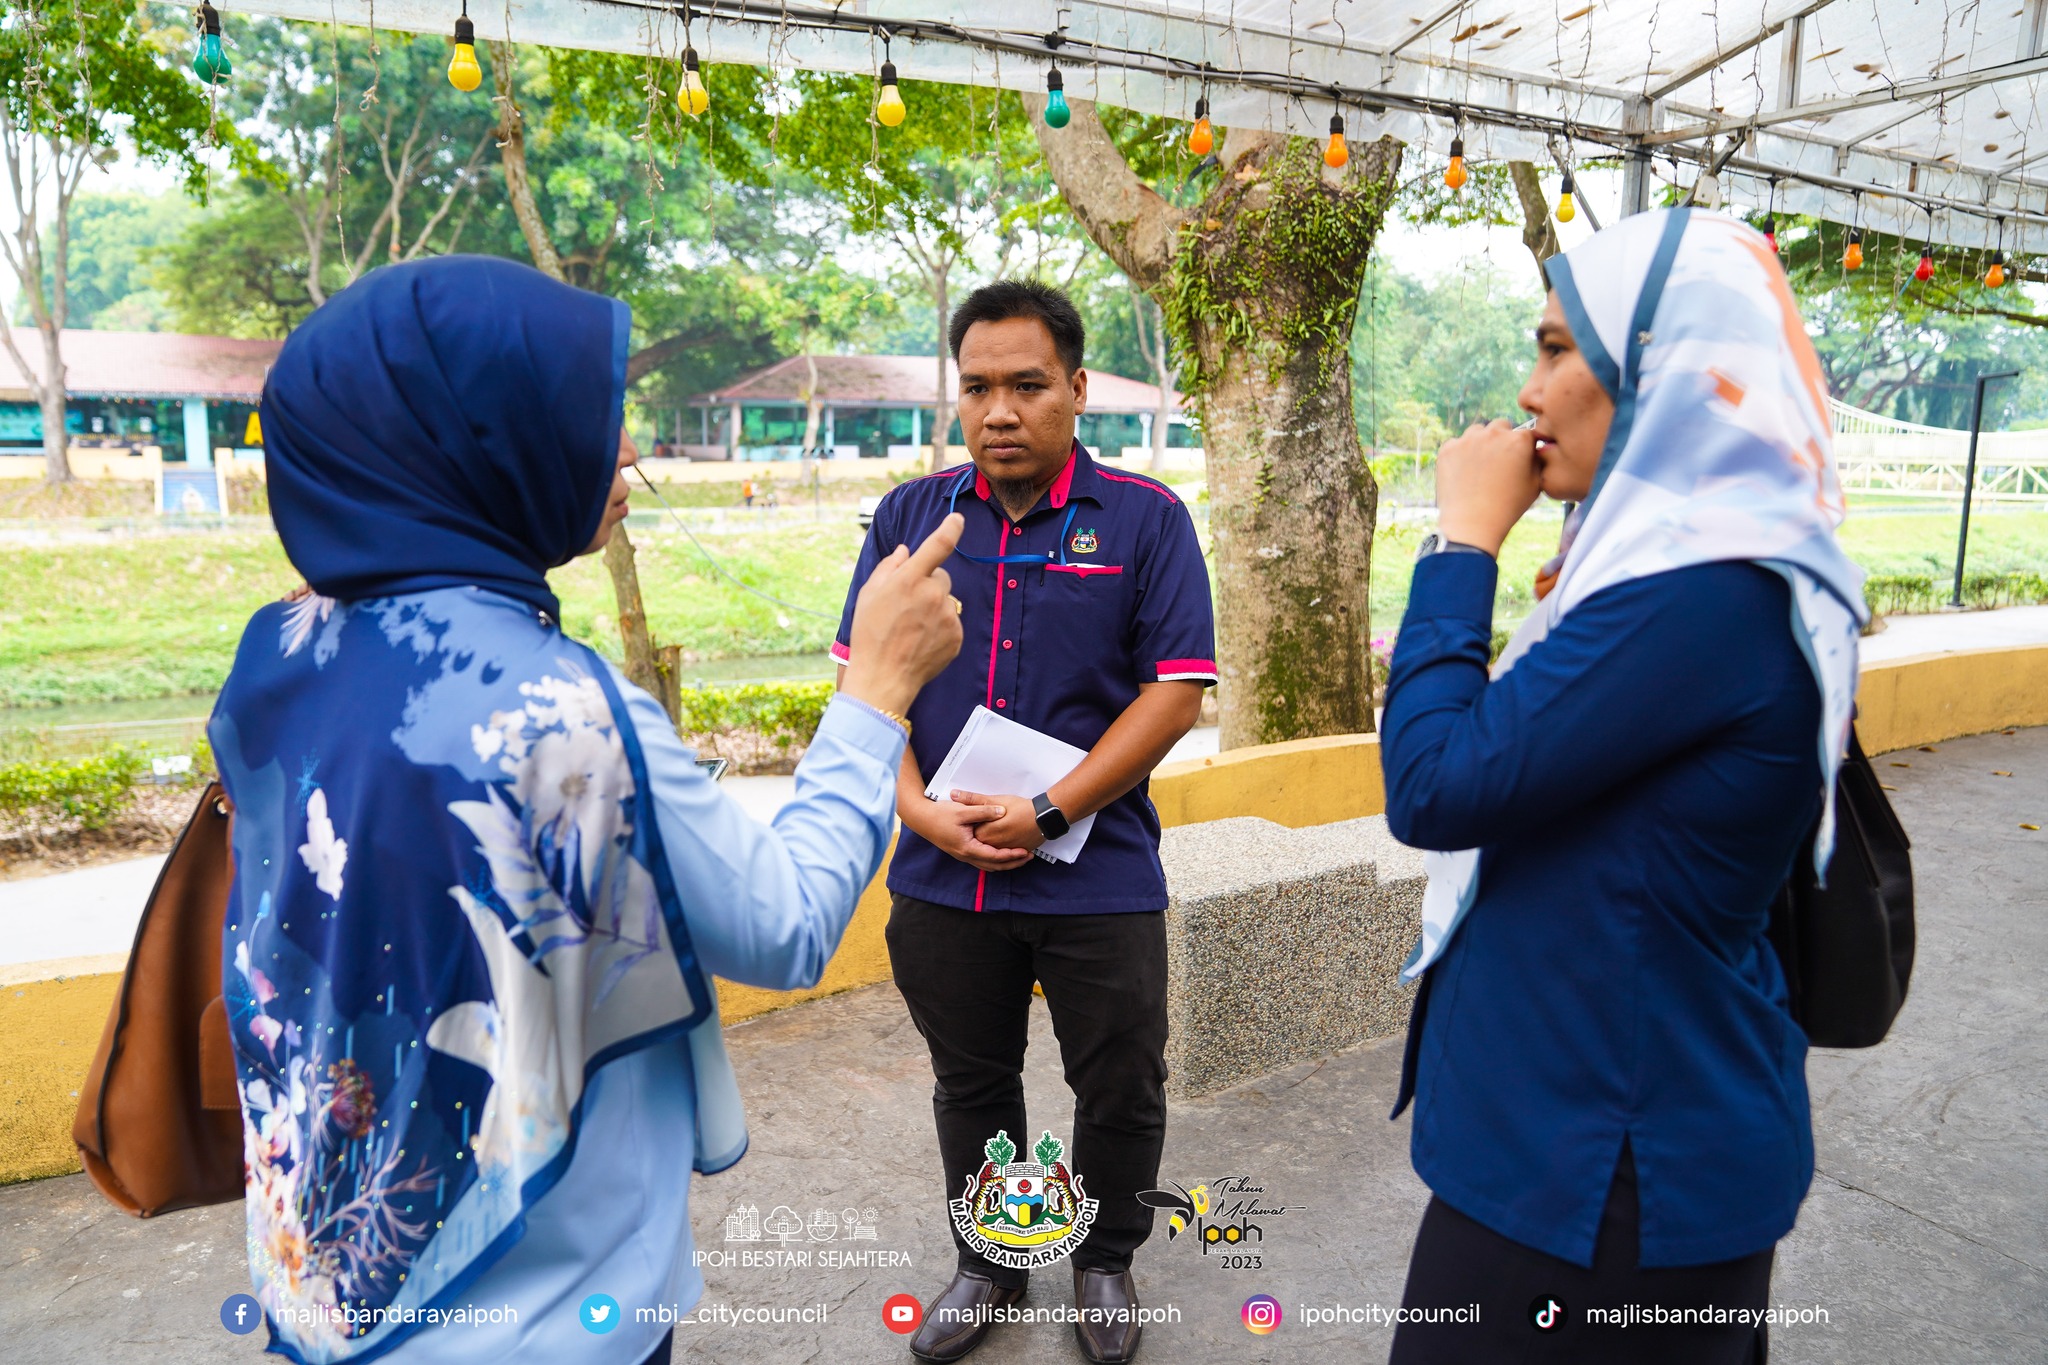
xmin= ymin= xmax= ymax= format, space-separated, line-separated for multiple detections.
xmin=1389 ymin=1143 xmax=1774 ymax=1365
xmin=886 ymin=893 xmax=1169 ymax=1288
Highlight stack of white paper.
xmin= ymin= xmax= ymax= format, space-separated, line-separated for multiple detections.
xmin=923 ymin=705 xmax=1096 ymax=864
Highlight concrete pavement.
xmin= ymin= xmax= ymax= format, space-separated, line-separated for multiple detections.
xmin=0 ymin=727 xmax=2041 ymax=1363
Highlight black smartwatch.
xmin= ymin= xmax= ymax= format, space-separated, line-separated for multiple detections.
xmin=1415 ymin=532 xmax=1494 ymax=562
xmin=1031 ymin=793 xmax=1071 ymax=841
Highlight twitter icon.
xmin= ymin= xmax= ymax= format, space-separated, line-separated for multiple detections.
xmin=579 ymin=1293 xmax=621 ymax=1334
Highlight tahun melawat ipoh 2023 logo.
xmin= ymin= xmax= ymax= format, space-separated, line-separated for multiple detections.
xmin=951 ymin=1130 xmax=1098 ymax=1270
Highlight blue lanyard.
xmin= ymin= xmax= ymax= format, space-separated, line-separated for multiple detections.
xmin=943 ymin=467 xmax=1079 ymax=566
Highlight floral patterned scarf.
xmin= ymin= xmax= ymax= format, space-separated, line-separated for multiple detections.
xmin=214 ymin=259 xmax=746 ymax=1362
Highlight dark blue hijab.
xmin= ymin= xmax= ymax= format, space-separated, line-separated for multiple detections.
xmin=262 ymin=256 xmax=630 ymax=618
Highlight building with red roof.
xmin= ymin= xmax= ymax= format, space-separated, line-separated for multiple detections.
xmin=0 ymin=329 xmax=281 ymax=466
xmin=679 ymin=354 xmax=1195 ymax=461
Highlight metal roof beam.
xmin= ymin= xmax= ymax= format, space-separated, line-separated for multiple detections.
xmin=1648 ymin=51 xmax=2048 ymax=145
xmin=1645 ymin=0 xmax=1840 ymax=102
xmin=1382 ymin=0 xmax=1474 ymax=64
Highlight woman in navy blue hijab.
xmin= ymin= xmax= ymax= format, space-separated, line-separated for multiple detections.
xmin=214 ymin=257 xmax=963 ymax=1365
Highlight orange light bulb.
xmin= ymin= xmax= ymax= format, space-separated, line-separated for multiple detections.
xmin=1188 ymin=98 xmax=1212 ymax=156
xmin=1324 ymin=114 xmax=1348 ymax=169
xmin=1843 ymin=235 xmax=1864 ymax=271
xmin=1445 ymin=136 xmax=1467 ymax=189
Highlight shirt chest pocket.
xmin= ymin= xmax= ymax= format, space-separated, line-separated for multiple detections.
xmin=1032 ymin=561 xmax=1130 ymax=643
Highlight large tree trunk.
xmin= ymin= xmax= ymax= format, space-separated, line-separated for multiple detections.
xmin=1031 ymin=96 xmax=1397 ymax=747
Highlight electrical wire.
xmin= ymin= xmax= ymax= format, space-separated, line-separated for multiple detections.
xmin=631 ymin=465 xmax=840 ymax=620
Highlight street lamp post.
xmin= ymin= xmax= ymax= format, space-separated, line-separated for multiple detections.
xmin=1950 ymin=369 xmax=2021 ymax=608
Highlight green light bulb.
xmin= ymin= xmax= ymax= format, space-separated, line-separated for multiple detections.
xmin=1044 ymin=68 xmax=1070 ymax=129
xmin=193 ymin=3 xmax=231 ymax=86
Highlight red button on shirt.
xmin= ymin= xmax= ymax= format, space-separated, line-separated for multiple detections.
xmin=1007 ymin=579 xmax=1018 ymax=589
xmin=1003 ymin=639 xmax=1014 ymax=649
xmin=995 ymin=699 xmax=1007 ymax=709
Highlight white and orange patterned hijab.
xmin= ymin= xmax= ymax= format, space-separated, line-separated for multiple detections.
xmin=1403 ymin=206 xmax=1868 ymax=983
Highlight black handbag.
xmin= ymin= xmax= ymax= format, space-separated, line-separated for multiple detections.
xmin=1766 ymin=729 xmax=1915 ymax=1048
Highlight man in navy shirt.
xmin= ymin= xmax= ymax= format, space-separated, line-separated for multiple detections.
xmin=834 ymin=281 xmax=1214 ymax=1364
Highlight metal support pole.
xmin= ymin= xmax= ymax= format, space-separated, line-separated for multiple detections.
xmin=1621 ymin=151 xmax=1653 ymax=215
xmin=1951 ymin=369 xmax=2020 ymax=607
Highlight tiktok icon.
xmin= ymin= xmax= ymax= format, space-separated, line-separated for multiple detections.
xmin=1528 ymin=1295 xmax=1567 ymax=1333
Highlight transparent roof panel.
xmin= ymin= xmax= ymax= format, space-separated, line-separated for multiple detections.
xmin=227 ymin=1 xmax=2048 ymax=250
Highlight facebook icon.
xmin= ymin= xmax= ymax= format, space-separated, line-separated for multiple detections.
xmin=220 ymin=1293 xmax=263 ymax=1335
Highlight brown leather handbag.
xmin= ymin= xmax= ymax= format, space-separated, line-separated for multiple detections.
xmin=72 ymin=781 xmax=245 ymax=1216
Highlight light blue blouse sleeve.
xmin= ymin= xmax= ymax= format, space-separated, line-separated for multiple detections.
xmin=605 ymin=663 xmax=905 ymax=991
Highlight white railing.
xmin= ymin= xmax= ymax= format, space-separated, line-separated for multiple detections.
xmin=1829 ymin=398 xmax=2048 ymax=502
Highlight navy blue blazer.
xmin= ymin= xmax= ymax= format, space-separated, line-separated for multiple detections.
xmin=1381 ymin=554 xmax=1824 ymax=1268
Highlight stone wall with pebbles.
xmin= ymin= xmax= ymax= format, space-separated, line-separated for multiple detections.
xmin=1160 ymin=815 xmax=1427 ymax=1099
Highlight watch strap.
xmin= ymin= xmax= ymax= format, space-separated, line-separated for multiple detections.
xmin=1031 ymin=792 xmax=1071 ymax=840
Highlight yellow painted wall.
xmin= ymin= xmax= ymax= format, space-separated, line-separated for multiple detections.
xmin=1853 ymin=645 xmax=2048 ymax=755
xmin=6 ymin=642 xmax=2043 ymax=1186
xmin=0 ymin=448 xmax=162 ymax=482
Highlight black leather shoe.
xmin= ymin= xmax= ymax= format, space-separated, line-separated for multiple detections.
xmin=908 ymin=1269 xmax=1027 ymax=1362
xmin=1073 ymin=1266 xmax=1143 ymax=1363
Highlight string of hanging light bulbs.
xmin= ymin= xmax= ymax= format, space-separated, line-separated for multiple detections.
xmin=188 ymin=0 xmax=2048 ymax=261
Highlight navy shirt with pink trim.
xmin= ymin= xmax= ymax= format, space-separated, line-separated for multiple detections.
xmin=833 ymin=441 xmax=1217 ymax=915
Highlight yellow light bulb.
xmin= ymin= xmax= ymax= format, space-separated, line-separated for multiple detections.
xmin=448 ymin=15 xmax=482 ymax=93
xmin=678 ymin=47 xmax=709 ymax=118
xmin=1556 ymin=191 xmax=1575 ymax=223
xmin=448 ymin=43 xmax=481 ymax=92
xmin=876 ymin=62 xmax=905 ymax=127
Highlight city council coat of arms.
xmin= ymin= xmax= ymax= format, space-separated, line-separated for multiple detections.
xmin=951 ymin=1129 xmax=1098 ymax=1269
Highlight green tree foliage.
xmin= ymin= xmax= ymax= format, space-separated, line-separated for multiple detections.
xmin=1352 ymin=258 xmax=1542 ymax=447
xmin=13 ymin=189 xmax=193 ymax=329
xmin=0 ymin=0 xmax=260 ymax=479
xmin=1768 ymin=213 xmax=2048 ymax=427
xmin=154 ymin=19 xmax=498 ymax=334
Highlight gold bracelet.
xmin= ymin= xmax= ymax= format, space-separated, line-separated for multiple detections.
xmin=875 ymin=707 xmax=912 ymax=738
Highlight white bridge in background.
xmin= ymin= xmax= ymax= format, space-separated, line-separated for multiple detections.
xmin=1831 ymin=399 xmax=2048 ymax=503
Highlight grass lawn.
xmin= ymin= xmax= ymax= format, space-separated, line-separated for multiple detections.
xmin=0 ymin=522 xmax=865 ymax=709
xmin=4 ymin=503 xmax=2044 ymax=711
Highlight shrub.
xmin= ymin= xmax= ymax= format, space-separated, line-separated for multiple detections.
xmin=674 ymin=680 xmax=834 ymax=748
xmin=1864 ymin=573 xmax=1936 ymax=618
xmin=1865 ymin=570 xmax=2048 ymax=621
xmin=0 ymin=748 xmax=149 ymax=830
xmin=1961 ymin=570 xmax=2048 ymax=609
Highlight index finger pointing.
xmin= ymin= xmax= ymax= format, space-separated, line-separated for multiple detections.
xmin=906 ymin=512 xmax=965 ymax=577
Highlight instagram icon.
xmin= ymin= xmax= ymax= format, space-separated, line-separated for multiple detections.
xmin=1241 ymin=1294 xmax=1282 ymax=1336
